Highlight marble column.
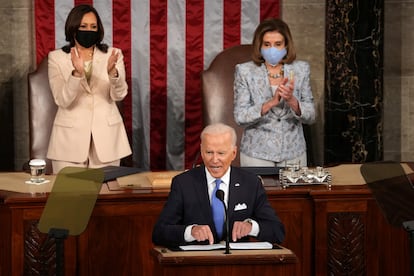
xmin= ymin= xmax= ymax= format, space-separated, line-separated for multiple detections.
xmin=325 ymin=0 xmax=384 ymax=163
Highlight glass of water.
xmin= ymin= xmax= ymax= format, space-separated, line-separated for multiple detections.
xmin=29 ymin=159 xmax=46 ymax=184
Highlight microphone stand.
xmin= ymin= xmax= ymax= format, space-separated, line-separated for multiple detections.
xmin=216 ymin=190 xmax=231 ymax=254
xmin=223 ymin=202 xmax=230 ymax=254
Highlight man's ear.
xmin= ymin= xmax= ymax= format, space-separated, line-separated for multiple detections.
xmin=232 ymin=146 xmax=237 ymax=161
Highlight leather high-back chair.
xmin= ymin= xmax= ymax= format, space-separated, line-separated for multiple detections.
xmin=202 ymin=44 xmax=314 ymax=167
xmin=201 ymin=45 xmax=253 ymax=166
xmin=28 ymin=56 xmax=57 ymax=174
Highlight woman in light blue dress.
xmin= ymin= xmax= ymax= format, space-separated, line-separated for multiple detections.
xmin=234 ymin=18 xmax=315 ymax=167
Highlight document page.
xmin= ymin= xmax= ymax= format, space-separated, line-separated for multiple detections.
xmin=229 ymin=242 xmax=273 ymax=249
xmin=179 ymin=242 xmax=273 ymax=251
xmin=179 ymin=244 xmax=225 ymax=251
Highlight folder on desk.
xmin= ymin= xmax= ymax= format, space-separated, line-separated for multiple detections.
xmin=102 ymin=166 xmax=144 ymax=182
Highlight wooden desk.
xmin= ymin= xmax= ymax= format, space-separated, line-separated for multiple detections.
xmin=151 ymin=246 xmax=298 ymax=275
xmin=0 ymin=171 xmax=411 ymax=275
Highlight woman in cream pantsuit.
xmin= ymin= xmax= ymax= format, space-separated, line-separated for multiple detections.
xmin=47 ymin=4 xmax=131 ymax=174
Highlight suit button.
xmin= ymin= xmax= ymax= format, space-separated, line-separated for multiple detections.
xmin=277 ymin=118 xmax=281 ymax=122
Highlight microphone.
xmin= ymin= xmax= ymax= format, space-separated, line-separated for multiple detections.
xmin=215 ymin=189 xmax=230 ymax=254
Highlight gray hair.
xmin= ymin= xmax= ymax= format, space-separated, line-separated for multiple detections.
xmin=200 ymin=123 xmax=237 ymax=146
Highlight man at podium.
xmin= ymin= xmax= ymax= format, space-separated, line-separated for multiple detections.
xmin=152 ymin=123 xmax=285 ymax=248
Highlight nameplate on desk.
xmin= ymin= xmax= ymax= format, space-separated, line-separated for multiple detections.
xmin=179 ymin=241 xmax=273 ymax=251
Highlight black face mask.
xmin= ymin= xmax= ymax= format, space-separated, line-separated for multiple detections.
xmin=76 ymin=30 xmax=99 ymax=48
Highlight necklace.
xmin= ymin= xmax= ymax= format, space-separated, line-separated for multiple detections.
xmin=267 ymin=66 xmax=284 ymax=79
xmin=76 ymin=47 xmax=94 ymax=58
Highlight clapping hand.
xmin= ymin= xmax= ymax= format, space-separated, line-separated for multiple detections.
xmin=70 ymin=48 xmax=84 ymax=77
xmin=279 ymin=77 xmax=301 ymax=115
xmin=278 ymin=77 xmax=295 ymax=102
xmin=107 ymin=49 xmax=119 ymax=77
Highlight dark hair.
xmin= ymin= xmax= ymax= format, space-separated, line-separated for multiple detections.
xmin=251 ymin=18 xmax=296 ymax=66
xmin=62 ymin=4 xmax=108 ymax=53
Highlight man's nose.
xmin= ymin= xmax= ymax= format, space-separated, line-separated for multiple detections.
xmin=212 ymin=153 xmax=221 ymax=162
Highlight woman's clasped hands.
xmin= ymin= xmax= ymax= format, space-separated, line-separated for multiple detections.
xmin=276 ymin=77 xmax=294 ymax=102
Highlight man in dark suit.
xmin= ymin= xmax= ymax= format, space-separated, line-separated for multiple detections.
xmin=152 ymin=123 xmax=285 ymax=248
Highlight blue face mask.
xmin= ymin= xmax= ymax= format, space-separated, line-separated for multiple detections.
xmin=260 ymin=47 xmax=287 ymax=66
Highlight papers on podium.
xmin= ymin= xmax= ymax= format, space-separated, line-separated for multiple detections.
xmin=179 ymin=241 xmax=273 ymax=251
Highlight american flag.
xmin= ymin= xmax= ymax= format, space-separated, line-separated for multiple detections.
xmin=34 ymin=0 xmax=280 ymax=170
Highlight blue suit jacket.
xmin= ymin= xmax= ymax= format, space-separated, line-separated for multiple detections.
xmin=152 ymin=165 xmax=285 ymax=247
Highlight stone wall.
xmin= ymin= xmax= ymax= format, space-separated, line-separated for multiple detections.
xmin=0 ymin=0 xmax=33 ymax=171
xmin=383 ymin=0 xmax=414 ymax=161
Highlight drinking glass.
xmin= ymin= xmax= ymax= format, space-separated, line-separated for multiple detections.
xmin=29 ymin=159 xmax=46 ymax=183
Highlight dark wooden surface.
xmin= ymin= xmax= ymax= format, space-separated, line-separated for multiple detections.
xmin=151 ymin=246 xmax=298 ymax=276
xmin=0 ymin=177 xmax=410 ymax=276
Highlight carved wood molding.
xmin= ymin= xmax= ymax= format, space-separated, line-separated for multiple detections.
xmin=327 ymin=212 xmax=365 ymax=275
xmin=24 ymin=220 xmax=56 ymax=275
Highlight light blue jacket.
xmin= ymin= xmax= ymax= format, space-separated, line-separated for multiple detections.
xmin=233 ymin=60 xmax=315 ymax=163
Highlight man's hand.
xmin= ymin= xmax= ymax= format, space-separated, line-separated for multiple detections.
xmin=191 ymin=225 xmax=215 ymax=245
xmin=232 ymin=220 xmax=252 ymax=242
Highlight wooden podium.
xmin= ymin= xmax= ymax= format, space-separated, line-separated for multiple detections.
xmin=1 ymin=168 xmax=411 ymax=275
xmin=151 ymin=246 xmax=298 ymax=276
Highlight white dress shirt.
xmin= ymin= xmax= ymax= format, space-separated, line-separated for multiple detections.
xmin=184 ymin=167 xmax=259 ymax=242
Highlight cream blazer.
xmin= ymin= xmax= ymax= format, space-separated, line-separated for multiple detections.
xmin=46 ymin=47 xmax=132 ymax=163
